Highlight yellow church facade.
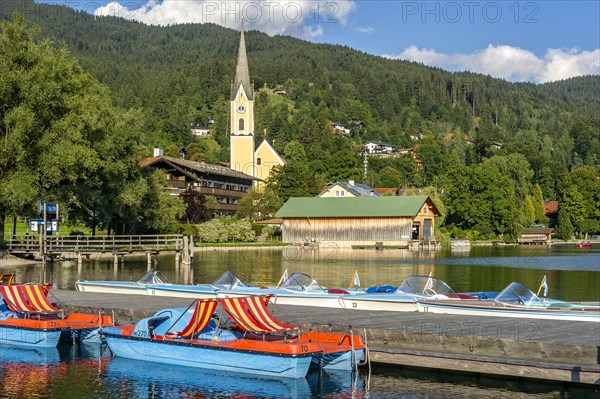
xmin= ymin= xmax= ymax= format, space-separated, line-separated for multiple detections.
xmin=230 ymin=23 xmax=283 ymax=184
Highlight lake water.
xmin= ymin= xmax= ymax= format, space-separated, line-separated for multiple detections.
xmin=2 ymin=244 xmax=599 ymax=398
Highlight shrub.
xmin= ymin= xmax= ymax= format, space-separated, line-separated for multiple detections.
xmin=196 ymin=219 xmax=228 ymax=243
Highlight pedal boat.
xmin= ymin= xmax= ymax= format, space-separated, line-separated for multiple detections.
xmin=338 ymin=275 xmax=476 ymax=312
xmin=146 ymin=270 xmax=244 ymax=299
xmin=417 ymin=282 xmax=600 ymax=322
xmin=103 ymin=296 xmax=365 ymax=378
xmin=0 ymin=283 xmax=113 ymax=348
xmin=75 ymin=268 xmax=170 ymax=295
xmin=217 ymin=272 xmax=363 ymax=308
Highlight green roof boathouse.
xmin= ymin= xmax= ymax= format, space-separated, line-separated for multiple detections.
xmin=274 ymin=196 xmax=440 ymax=249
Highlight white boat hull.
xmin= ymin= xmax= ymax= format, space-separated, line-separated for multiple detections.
xmin=338 ymin=297 xmax=419 ymax=312
xmin=75 ymin=282 xmax=148 ymax=296
xmin=217 ymin=290 xmax=349 ymax=309
xmin=146 ymin=287 xmax=218 ymax=299
xmin=417 ymin=301 xmax=600 ymax=322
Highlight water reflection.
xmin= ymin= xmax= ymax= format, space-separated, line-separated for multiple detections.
xmin=0 ymin=342 xmax=596 ymax=398
xmin=0 ymin=346 xmax=66 ymax=398
xmin=7 ymin=245 xmax=600 ymax=301
xmin=106 ymin=357 xmax=316 ymax=398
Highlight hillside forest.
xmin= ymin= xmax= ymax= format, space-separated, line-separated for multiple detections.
xmin=1 ymin=1 xmax=599 ymax=242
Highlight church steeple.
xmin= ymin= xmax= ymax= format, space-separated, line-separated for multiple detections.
xmin=231 ymin=19 xmax=253 ymax=101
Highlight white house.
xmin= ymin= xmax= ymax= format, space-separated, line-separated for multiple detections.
xmin=191 ymin=124 xmax=211 ymax=137
xmin=363 ymin=141 xmax=397 ymax=155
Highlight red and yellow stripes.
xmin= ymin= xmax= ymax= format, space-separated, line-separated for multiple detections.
xmin=23 ymin=285 xmax=60 ymax=312
xmin=0 ymin=285 xmax=36 ymax=312
xmin=221 ymin=297 xmax=270 ymax=332
xmin=178 ymin=299 xmax=217 ymax=338
xmin=246 ymin=296 xmax=297 ymax=332
xmin=220 ymin=296 xmax=299 ymax=333
xmin=0 ymin=284 xmax=60 ymax=313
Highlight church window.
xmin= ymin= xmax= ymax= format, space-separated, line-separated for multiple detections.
xmin=256 ymin=157 xmax=262 ymax=165
xmin=239 ymin=118 xmax=244 ymax=131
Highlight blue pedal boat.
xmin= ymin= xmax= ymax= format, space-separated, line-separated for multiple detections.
xmin=103 ymin=296 xmax=366 ymax=378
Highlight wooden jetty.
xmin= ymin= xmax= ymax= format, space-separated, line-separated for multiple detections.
xmin=6 ymin=234 xmax=195 ymax=266
xmin=53 ymin=290 xmax=600 ymax=385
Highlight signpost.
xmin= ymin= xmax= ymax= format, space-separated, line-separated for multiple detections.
xmin=32 ymin=201 xmax=59 ymax=261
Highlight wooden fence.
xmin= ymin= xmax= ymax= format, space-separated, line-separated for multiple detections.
xmin=7 ymin=235 xmax=183 ymax=254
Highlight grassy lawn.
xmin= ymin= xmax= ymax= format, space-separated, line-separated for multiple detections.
xmin=3 ymin=220 xmax=101 ymax=238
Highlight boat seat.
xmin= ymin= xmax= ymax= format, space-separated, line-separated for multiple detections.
xmin=365 ymin=285 xmax=396 ymax=294
xmin=477 ymin=292 xmax=498 ymax=300
xmin=327 ymin=288 xmax=350 ymax=295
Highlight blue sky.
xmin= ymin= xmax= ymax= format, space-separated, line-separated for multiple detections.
xmin=36 ymin=1 xmax=599 ymax=83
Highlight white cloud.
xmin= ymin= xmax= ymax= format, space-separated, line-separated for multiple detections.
xmin=94 ymin=0 xmax=356 ymax=38
xmin=385 ymin=44 xmax=600 ymax=83
xmin=356 ymin=26 xmax=374 ymax=34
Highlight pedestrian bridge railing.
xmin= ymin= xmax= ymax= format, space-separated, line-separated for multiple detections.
xmin=7 ymin=235 xmax=184 ymax=254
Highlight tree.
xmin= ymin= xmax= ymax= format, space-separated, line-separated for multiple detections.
xmin=443 ymin=161 xmax=518 ymax=236
xmin=483 ymin=154 xmax=533 ymax=202
xmin=267 ymin=141 xmax=315 ymax=201
xmin=523 ymin=195 xmax=535 ymax=227
xmin=417 ymin=136 xmax=446 ymax=184
xmin=237 ymin=187 xmax=282 ymax=221
xmin=376 ymin=167 xmax=404 ymax=189
xmin=556 ymin=211 xmax=574 ymax=240
xmin=328 ymin=149 xmax=360 ymax=181
xmin=186 ymin=138 xmax=221 ymax=164
xmin=532 ymin=184 xmax=546 ymax=224
xmin=578 ymin=219 xmax=599 ymax=239
xmin=559 ymin=182 xmax=587 ymax=228
xmin=180 ymin=188 xmax=215 ymax=224
xmin=0 ymin=15 xmax=182 ymax=240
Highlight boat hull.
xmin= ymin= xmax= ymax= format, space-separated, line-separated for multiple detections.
xmin=217 ymin=289 xmax=350 ymax=309
xmin=104 ymin=333 xmax=314 ymax=378
xmin=75 ymin=281 xmax=148 ymax=295
xmin=311 ymin=348 xmax=365 ymax=370
xmin=146 ymin=285 xmax=218 ymax=299
xmin=0 ymin=325 xmax=62 ymax=348
xmin=417 ymin=301 xmax=600 ymax=322
xmin=304 ymin=331 xmax=366 ymax=371
xmin=339 ymin=297 xmax=419 ymax=312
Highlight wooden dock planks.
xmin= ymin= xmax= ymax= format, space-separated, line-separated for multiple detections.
xmin=53 ymin=289 xmax=600 ymax=385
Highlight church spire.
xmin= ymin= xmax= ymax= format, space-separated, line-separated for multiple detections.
xmin=231 ymin=18 xmax=253 ymax=101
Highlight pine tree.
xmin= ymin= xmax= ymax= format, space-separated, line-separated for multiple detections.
xmin=532 ymin=184 xmax=546 ymax=224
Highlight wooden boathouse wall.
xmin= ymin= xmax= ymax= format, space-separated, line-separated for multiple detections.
xmin=276 ymin=196 xmax=440 ymax=248
xmin=282 ymin=217 xmax=413 ymax=245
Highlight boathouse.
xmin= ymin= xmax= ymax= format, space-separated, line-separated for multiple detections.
xmin=274 ymin=196 xmax=440 ymax=248
xmin=518 ymin=227 xmax=554 ymax=244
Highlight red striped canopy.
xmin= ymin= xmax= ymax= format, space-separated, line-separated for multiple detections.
xmin=171 ymin=299 xmax=217 ymax=338
xmin=0 ymin=284 xmax=60 ymax=313
xmin=220 ymin=296 xmax=299 ymax=333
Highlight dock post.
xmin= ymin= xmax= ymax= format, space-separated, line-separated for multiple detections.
xmin=77 ymin=252 xmax=83 ymax=268
xmin=147 ymin=251 xmax=152 ymax=271
xmin=175 ymin=252 xmax=180 ymax=267
xmin=113 ymin=253 xmax=118 ymax=271
xmin=182 ymin=236 xmax=191 ymax=266
xmin=189 ymin=236 xmax=194 ymax=261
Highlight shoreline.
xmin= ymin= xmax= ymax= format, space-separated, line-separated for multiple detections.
xmin=1 ymin=239 xmax=594 ymax=268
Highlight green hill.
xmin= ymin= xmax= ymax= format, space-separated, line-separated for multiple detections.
xmin=2 ymin=1 xmax=599 ymax=238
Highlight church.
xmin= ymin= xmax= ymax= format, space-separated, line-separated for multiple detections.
xmin=229 ymin=23 xmax=284 ymax=184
